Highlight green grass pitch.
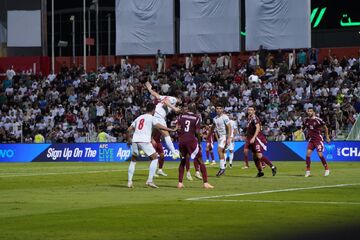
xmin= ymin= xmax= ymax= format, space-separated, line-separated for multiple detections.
xmin=1 ymin=161 xmax=360 ymax=240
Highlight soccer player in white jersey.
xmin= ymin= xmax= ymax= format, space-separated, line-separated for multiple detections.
xmin=208 ymin=104 xmax=232 ymax=177
xmin=225 ymin=114 xmax=238 ymax=168
xmin=145 ymin=81 xmax=181 ymax=159
xmin=127 ymin=103 xmax=177 ymax=188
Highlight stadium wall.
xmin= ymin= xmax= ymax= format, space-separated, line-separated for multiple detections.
xmin=0 ymin=142 xmax=359 ymax=163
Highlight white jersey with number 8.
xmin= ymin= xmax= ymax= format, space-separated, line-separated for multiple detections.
xmin=131 ymin=113 xmax=156 ymax=143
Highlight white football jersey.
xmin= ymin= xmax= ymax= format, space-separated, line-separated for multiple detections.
xmin=154 ymin=95 xmax=178 ymax=119
xmin=213 ymin=114 xmax=230 ymax=137
xmin=229 ymin=120 xmax=238 ymax=138
xmin=131 ymin=114 xmax=156 ymax=143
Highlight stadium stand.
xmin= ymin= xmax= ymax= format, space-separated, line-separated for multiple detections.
xmin=0 ymin=49 xmax=359 ymax=143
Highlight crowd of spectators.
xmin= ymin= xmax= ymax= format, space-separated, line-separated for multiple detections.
xmin=1 ymin=48 xmax=359 ymax=143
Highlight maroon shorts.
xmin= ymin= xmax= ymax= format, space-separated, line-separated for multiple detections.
xmin=248 ymin=136 xmax=267 ymax=154
xmin=179 ymin=140 xmax=201 ymax=160
xmin=152 ymin=141 xmax=164 ymax=155
xmin=307 ymin=140 xmax=324 ymax=152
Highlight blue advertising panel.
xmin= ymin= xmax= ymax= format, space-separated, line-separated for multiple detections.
xmin=0 ymin=142 xmax=359 ymax=163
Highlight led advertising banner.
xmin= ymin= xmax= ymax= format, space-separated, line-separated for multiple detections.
xmin=0 ymin=142 xmax=359 ymax=163
xmin=311 ymin=0 xmax=360 ymax=29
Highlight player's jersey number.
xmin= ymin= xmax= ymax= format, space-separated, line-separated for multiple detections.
xmin=138 ymin=119 xmax=145 ymax=130
xmin=184 ymin=120 xmax=190 ymax=132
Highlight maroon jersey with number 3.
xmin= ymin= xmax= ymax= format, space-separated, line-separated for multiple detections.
xmin=177 ymin=112 xmax=201 ymax=159
xmin=177 ymin=112 xmax=201 ymax=143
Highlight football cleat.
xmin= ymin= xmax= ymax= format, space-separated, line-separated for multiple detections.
xmin=195 ymin=171 xmax=203 ymax=180
xmin=242 ymin=166 xmax=249 ymax=169
xmin=305 ymin=171 xmax=311 ymax=178
xmin=216 ymin=169 xmax=226 ymax=177
xmin=177 ymin=182 xmax=184 ymax=189
xmin=229 ymin=164 xmax=233 ymax=168
xmin=157 ymin=169 xmax=168 ymax=177
xmin=205 ymin=160 xmax=210 ymax=165
xmin=324 ymin=169 xmax=330 ymax=177
xmin=186 ymin=172 xmax=193 ymax=181
xmin=271 ymin=166 xmax=277 ymax=176
xmin=146 ymin=181 xmax=159 ymax=188
xmin=172 ymin=151 xmax=180 ymax=160
xmin=127 ymin=181 xmax=133 ymax=188
xmin=256 ymin=172 xmax=264 ymax=177
xmin=210 ymin=161 xmax=216 ymax=166
xmin=203 ymin=182 xmax=214 ymax=189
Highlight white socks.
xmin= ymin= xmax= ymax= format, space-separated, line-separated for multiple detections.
xmin=148 ymin=159 xmax=159 ymax=183
xmin=229 ymin=152 xmax=234 ymax=164
xmin=164 ymin=136 xmax=176 ymax=154
xmin=220 ymin=159 xmax=225 ymax=169
xmin=128 ymin=161 xmax=136 ymax=182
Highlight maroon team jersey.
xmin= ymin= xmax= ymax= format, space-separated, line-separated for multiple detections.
xmin=205 ymin=126 xmax=214 ymax=143
xmin=177 ymin=112 xmax=201 ymax=143
xmin=246 ymin=115 xmax=265 ymax=139
xmin=303 ymin=117 xmax=326 ymax=142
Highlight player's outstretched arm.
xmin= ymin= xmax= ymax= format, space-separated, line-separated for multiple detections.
xmin=163 ymin=99 xmax=181 ymax=113
xmin=154 ymin=123 xmax=177 ymax=132
xmin=145 ymin=82 xmax=161 ymax=100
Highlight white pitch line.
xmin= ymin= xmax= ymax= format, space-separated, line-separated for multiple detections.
xmin=186 ymin=183 xmax=360 ymax=201
xmin=0 ymin=167 xmax=178 ymax=178
xmin=200 ymin=199 xmax=360 ymax=205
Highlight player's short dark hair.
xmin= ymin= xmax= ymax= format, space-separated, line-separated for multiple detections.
xmin=146 ymin=103 xmax=156 ymax=112
xmin=307 ymin=107 xmax=314 ymax=111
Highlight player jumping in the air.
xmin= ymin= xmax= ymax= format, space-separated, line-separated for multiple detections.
xmin=145 ymin=82 xmax=181 ymax=160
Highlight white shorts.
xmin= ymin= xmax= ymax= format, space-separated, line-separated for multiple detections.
xmin=218 ymin=135 xmax=227 ymax=149
xmin=132 ymin=142 xmax=156 ymax=157
xmin=226 ymin=141 xmax=234 ymax=151
xmin=153 ymin=117 xmax=167 ymax=128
